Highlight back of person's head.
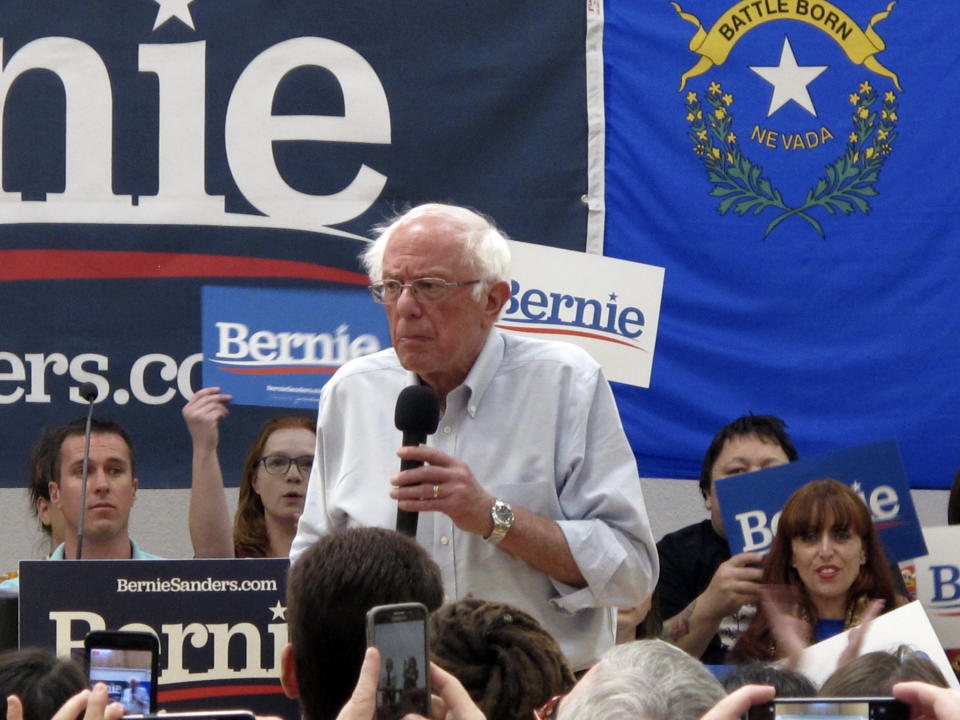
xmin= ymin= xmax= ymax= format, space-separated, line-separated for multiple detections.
xmin=819 ymin=646 xmax=950 ymax=696
xmin=0 ymin=647 xmax=86 ymax=720
xmin=429 ymin=597 xmax=575 ymax=720
xmin=27 ymin=427 xmax=59 ymax=537
xmin=720 ymin=661 xmax=816 ymax=697
xmin=235 ymin=415 xmax=315 ymax=557
xmin=286 ymin=528 xmax=444 ymax=720
xmin=699 ymin=415 xmax=797 ymax=498
xmin=560 ymin=639 xmax=724 ymax=720
xmin=50 ymin=417 xmax=137 ymax=482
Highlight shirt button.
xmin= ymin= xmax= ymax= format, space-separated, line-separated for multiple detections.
xmin=469 ymin=404 xmax=477 ymax=413
xmin=440 ymin=536 xmax=449 ymax=545
xmin=442 ymin=426 xmax=452 ymax=434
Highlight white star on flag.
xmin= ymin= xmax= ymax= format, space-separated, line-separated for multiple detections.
xmin=750 ymin=36 xmax=827 ymax=117
xmin=153 ymin=0 xmax=196 ymax=30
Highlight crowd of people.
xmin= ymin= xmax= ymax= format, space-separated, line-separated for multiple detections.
xmin=1 ymin=202 xmax=959 ymax=720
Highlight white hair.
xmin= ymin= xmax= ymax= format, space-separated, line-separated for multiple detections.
xmin=360 ymin=203 xmax=512 ymax=300
xmin=560 ymin=640 xmax=725 ymax=720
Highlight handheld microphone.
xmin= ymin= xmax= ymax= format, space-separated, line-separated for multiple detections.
xmin=76 ymin=382 xmax=98 ymax=560
xmin=394 ymin=384 xmax=440 ymax=537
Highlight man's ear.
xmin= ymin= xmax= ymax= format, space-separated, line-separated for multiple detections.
xmin=280 ymin=643 xmax=299 ymax=699
xmin=483 ymin=280 xmax=511 ymax=325
xmin=131 ymin=476 xmax=139 ymax=505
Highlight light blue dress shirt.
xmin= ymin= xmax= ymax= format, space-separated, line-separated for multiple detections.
xmin=291 ymin=329 xmax=658 ymax=670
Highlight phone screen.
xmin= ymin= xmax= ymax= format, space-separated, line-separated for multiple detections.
xmin=88 ymin=646 xmax=154 ymax=713
xmin=367 ymin=604 xmax=429 ymax=720
xmin=748 ymin=699 xmax=908 ymax=720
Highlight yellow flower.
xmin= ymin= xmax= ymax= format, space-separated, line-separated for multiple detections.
xmin=709 ymin=81 xmax=721 ymax=95
xmin=889 ymin=111 xmax=898 ymax=121
xmin=852 ymin=152 xmax=859 ymax=163
xmin=694 ymin=144 xmax=705 ymax=155
xmin=849 ymin=132 xmax=858 ymax=143
xmin=884 ymin=91 xmax=896 ymax=103
xmin=881 ymin=109 xmax=888 ymax=119
xmin=726 ymin=152 xmax=734 ymax=164
xmin=686 ymin=91 xmax=698 ymax=104
xmin=859 ymin=81 xmax=872 ymax=94
xmin=865 ymin=147 xmax=875 ymax=159
xmin=877 ymin=129 xmax=888 ymax=140
xmin=726 ymin=132 xmax=736 ymax=143
xmin=858 ymin=107 xmax=869 ymax=119
xmin=710 ymin=147 xmax=721 ymax=159
xmin=697 ymin=129 xmax=708 ymax=141
xmin=849 ymin=93 xmax=860 ymax=105
xmin=687 ymin=112 xmax=695 ymax=122
xmin=714 ymin=107 xmax=726 ymax=119
xmin=880 ymin=144 xmax=892 ymax=155
xmin=722 ymin=93 xmax=734 ymax=106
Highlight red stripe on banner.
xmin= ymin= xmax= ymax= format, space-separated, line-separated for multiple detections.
xmin=873 ymin=521 xmax=905 ymax=530
xmin=495 ymin=322 xmax=647 ymax=351
xmin=220 ymin=366 xmax=338 ymax=375
xmin=158 ymin=685 xmax=286 ymax=702
xmin=0 ymin=250 xmax=368 ymax=285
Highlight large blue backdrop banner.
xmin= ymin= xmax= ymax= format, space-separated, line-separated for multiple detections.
xmin=0 ymin=1 xmax=593 ymax=488
xmin=604 ymin=0 xmax=959 ymax=489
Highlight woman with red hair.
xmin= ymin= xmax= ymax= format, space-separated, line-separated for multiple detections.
xmin=728 ymin=478 xmax=904 ymax=663
xmin=184 ymin=387 xmax=315 ymax=558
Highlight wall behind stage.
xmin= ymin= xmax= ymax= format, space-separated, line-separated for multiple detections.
xmin=0 ymin=483 xmax=949 ymax=573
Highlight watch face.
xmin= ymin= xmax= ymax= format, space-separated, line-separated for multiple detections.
xmin=493 ymin=501 xmax=514 ymax=524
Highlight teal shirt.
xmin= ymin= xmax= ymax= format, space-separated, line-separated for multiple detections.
xmin=0 ymin=539 xmax=162 ymax=591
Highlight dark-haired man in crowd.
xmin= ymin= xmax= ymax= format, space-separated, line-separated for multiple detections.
xmin=656 ymin=415 xmax=797 ymax=663
xmin=279 ymin=527 xmax=445 ymax=720
xmin=1 ymin=418 xmax=160 ymax=589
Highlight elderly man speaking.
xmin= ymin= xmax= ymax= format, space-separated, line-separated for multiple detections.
xmin=291 ymin=203 xmax=657 ymax=670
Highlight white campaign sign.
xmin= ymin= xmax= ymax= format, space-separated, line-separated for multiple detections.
xmin=501 ymin=240 xmax=665 ymax=388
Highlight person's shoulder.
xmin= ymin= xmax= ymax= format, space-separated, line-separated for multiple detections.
xmin=657 ymin=519 xmax=716 ymax=552
xmin=130 ymin=539 xmax=164 ymax=560
xmin=325 ymin=347 xmax=405 ymax=387
xmin=500 ymin=333 xmax=600 ymax=375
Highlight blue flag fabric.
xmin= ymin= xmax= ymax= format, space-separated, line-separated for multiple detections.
xmin=603 ymin=0 xmax=960 ymax=489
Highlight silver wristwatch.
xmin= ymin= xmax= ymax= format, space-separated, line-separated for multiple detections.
xmin=486 ymin=499 xmax=515 ymax=545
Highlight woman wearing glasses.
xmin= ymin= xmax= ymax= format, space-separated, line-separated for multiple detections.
xmin=183 ymin=386 xmax=315 ymax=558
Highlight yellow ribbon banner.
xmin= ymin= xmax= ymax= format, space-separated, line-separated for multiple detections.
xmin=673 ymin=0 xmax=901 ymax=91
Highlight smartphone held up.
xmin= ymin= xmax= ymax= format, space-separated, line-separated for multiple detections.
xmin=84 ymin=630 xmax=159 ymax=714
xmin=366 ymin=602 xmax=431 ymax=720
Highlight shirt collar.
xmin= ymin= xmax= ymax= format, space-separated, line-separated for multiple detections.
xmin=406 ymin=329 xmax=504 ymax=418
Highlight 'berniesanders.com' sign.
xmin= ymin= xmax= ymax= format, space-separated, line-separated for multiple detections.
xmin=716 ymin=440 xmax=927 ymax=563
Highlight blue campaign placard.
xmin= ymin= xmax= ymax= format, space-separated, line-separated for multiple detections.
xmin=202 ymin=285 xmax=390 ymax=409
xmin=716 ymin=440 xmax=927 ymax=563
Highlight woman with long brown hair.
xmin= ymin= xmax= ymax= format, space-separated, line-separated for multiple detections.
xmin=728 ymin=478 xmax=903 ymax=663
xmin=184 ymin=386 xmax=315 ymax=558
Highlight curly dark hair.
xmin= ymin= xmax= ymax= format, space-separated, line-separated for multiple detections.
xmin=429 ymin=598 xmax=575 ymax=720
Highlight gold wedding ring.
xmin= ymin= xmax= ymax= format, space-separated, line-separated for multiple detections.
xmin=433 ymin=484 xmax=440 ymax=499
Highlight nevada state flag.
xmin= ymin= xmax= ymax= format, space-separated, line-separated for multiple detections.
xmin=604 ymin=1 xmax=960 ymax=489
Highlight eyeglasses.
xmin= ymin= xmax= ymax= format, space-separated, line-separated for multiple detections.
xmin=368 ymin=277 xmax=481 ymax=305
xmin=260 ymin=455 xmax=314 ymax=475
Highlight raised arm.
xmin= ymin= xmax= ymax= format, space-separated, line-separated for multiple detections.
xmin=183 ymin=386 xmax=235 ymax=558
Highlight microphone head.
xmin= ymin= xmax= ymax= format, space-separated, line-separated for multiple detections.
xmin=78 ymin=382 xmax=98 ymax=402
xmin=394 ymin=385 xmax=440 ymax=435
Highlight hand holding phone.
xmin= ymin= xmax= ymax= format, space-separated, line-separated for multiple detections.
xmin=84 ymin=630 xmax=159 ymax=714
xmin=365 ymin=603 xmax=430 ymax=720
